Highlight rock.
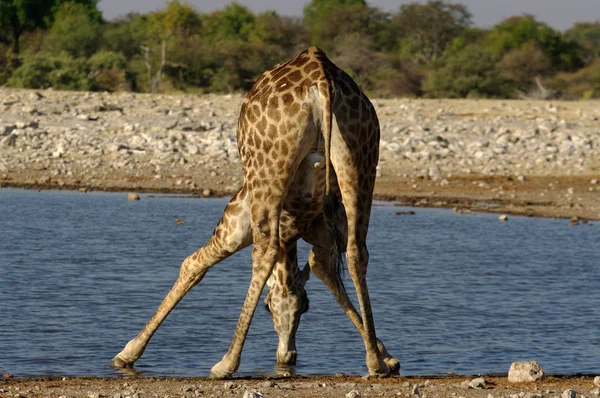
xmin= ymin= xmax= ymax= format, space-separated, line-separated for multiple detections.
xmin=346 ymin=390 xmax=362 ymax=398
xmin=258 ymin=381 xmax=275 ymax=389
xmin=223 ymin=381 xmax=237 ymax=390
xmin=499 ymin=214 xmax=508 ymax=221
xmin=594 ymin=376 xmax=600 ymax=387
xmin=202 ymin=188 xmax=213 ymax=197
xmin=562 ymin=389 xmax=576 ymax=398
xmin=242 ymin=390 xmax=263 ymax=398
xmin=128 ymin=193 xmax=140 ymax=201
xmin=469 ymin=378 xmax=486 ymax=389
xmin=411 ymin=385 xmax=420 ymax=396
xmin=508 ymin=361 xmax=544 ymax=382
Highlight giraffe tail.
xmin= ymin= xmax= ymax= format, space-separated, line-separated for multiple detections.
xmin=318 ymin=81 xmax=346 ymax=292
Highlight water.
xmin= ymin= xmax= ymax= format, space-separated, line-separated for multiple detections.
xmin=1 ymin=188 xmax=599 ymax=378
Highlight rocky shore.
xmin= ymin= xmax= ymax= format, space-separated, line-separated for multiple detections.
xmin=2 ymin=375 xmax=600 ymax=398
xmin=1 ymin=88 xmax=599 ymax=220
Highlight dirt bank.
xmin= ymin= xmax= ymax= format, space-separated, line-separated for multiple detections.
xmin=2 ymin=375 xmax=599 ymax=398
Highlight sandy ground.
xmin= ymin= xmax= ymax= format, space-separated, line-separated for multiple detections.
xmin=2 ymin=374 xmax=599 ymax=398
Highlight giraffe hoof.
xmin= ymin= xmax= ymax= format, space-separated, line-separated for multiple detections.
xmin=110 ymin=355 xmax=133 ymax=369
xmin=209 ymin=362 xmax=234 ymax=379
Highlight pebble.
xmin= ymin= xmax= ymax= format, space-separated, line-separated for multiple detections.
xmin=242 ymin=390 xmax=263 ymax=398
xmin=499 ymin=214 xmax=508 ymax=221
xmin=562 ymin=389 xmax=576 ymax=398
xmin=223 ymin=381 xmax=237 ymax=390
xmin=258 ymin=381 xmax=275 ymax=389
xmin=346 ymin=390 xmax=362 ymax=398
xmin=595 ymin=376 xmax=600 ymax=387
xmin=469 ymin=378 xmax=486 ymax=389
xmin=128 ymin=193 xmax=140 ymax=201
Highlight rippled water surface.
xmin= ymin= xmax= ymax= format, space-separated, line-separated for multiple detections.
xmin=1 ymin=188 xmax=599 ymax=378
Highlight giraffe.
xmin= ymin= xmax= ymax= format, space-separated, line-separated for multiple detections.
xmin=111 ymin=46 xmax=399 ymax=378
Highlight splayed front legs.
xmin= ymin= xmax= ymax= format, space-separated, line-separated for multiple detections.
xmin=111 ymin=190 xmax=252 ymax=369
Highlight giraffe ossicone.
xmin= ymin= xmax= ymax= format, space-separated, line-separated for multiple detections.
xmin=111 ymin=46 xmax=399 ymax=378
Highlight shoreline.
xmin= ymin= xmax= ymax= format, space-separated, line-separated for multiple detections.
xmin=2 ymin=173 xmax=599 ymax=222
xmin=2 ymin=374 xmax=599 ymax=398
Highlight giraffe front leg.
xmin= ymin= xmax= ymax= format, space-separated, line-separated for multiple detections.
xmin=210 ymin=238 xmax=281 ymax=378
xmin=210 ymin=201 xmax=284 ymax=379
xmin=112 ymin=190 xmax=252 ymax=369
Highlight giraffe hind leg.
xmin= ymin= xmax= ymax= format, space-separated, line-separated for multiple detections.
xmin=111 ymin=189 xmax=252 ymax=369
xmin=303 ymin=218 xmax=400 ymax=374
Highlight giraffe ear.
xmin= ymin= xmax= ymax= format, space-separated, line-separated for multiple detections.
xmin=266 ymin=273 xmax=275 ymax=288
xmin=299 ymin=264 xmax=310 ymax=287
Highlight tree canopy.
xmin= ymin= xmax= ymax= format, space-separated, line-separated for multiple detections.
xmin=0 ymin=0 xmax=597 ymax=99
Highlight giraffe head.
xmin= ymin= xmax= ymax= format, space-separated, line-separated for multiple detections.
xmin=264 ymin=246 xmax=310 ymax=366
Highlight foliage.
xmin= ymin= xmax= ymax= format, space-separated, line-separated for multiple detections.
xmin=549 ymin=59 xmax=600 ymax=99
xmin=7 ymin=51 xmax=91 ymax=90
xmin=499 ymin=41 xmax=552 ymax=89
xmin=147 ymin=0 xmax=201 ymax=39
xmin=0 ymin=0 xmax=598 ymax=99
xmin=46 ymin=1 xmax=102 ymax=58
xmin=565 ymin=23 xmax=600 ymax=62
xmin=303 ymin=0 xmax=367 ymax=50
xmin=201 ymin=2 xmax=255 ymax=42
xmin=101 ymin=14 xmax=149 ymax=60
xmin=392 ymin=0 xmax=472 ymax=62
xmin=0 ymin=0 xmax=100 ymax=56
xmin=484 ymin=15 xmax=583 ymax=71
xmin=424 ymin=45 xmax=511 ymax=98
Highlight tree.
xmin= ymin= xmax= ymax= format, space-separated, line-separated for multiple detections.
xmin=484 ymin=15 xmax=583 ymax=71
xmin=310 ymin=4 xmax=394 ymax=52
xmin=392 ymin=0 xmax=472 ymax=62
xmin=46 ymin=1 xmax=102 ymax=58
xmin=249 ymin=11 xmax=308 ymax=51
xmin=147 ymin=0 xmax=201 ymax=39
xmin=565 ymin=22 xmax=600 ymax=63
xmin=201 ymin=2 xmax=256 ymax=42
xmin=303 ymin=0 xmax=366 ymax=49
xmin=0 ymin=0 xmax=100 ymax=58
xmin=424 ymin=45 xmax=510 ymax=98
xmin=499 ymin=41 xmax=551 ymax=89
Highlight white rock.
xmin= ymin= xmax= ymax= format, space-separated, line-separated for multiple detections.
xmin=508 ymin=361 xmax=544 ymax=382
xmin=223 ymin=381 xmax=237 ymax=390
xmin=499 ymin=214 xmax=508 ymax=222
xmin=594 ymin=376 xmax=600 ymax=387
xmin=242 ymin=390 xmax=263 ymax=398
xmin=346 ymin=390 xmax=362 ymax=398
xmin=469 ymin=378 xmax=486 ymax=389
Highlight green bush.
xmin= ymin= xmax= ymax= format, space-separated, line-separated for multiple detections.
xmin=424 ymin=45 xmax=511 ymax=98
xmin=88 ymin=50 xmax=127 ymax=70
xmin=46 ymin=1 xmax=102 ymax=58
xmin=7 ymin=52 xmax=91 ymax=90
xmin=88 ymin=51 xmax=128 ymax=91
xmin=549 ymin=59 xmax=600 ymax=99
